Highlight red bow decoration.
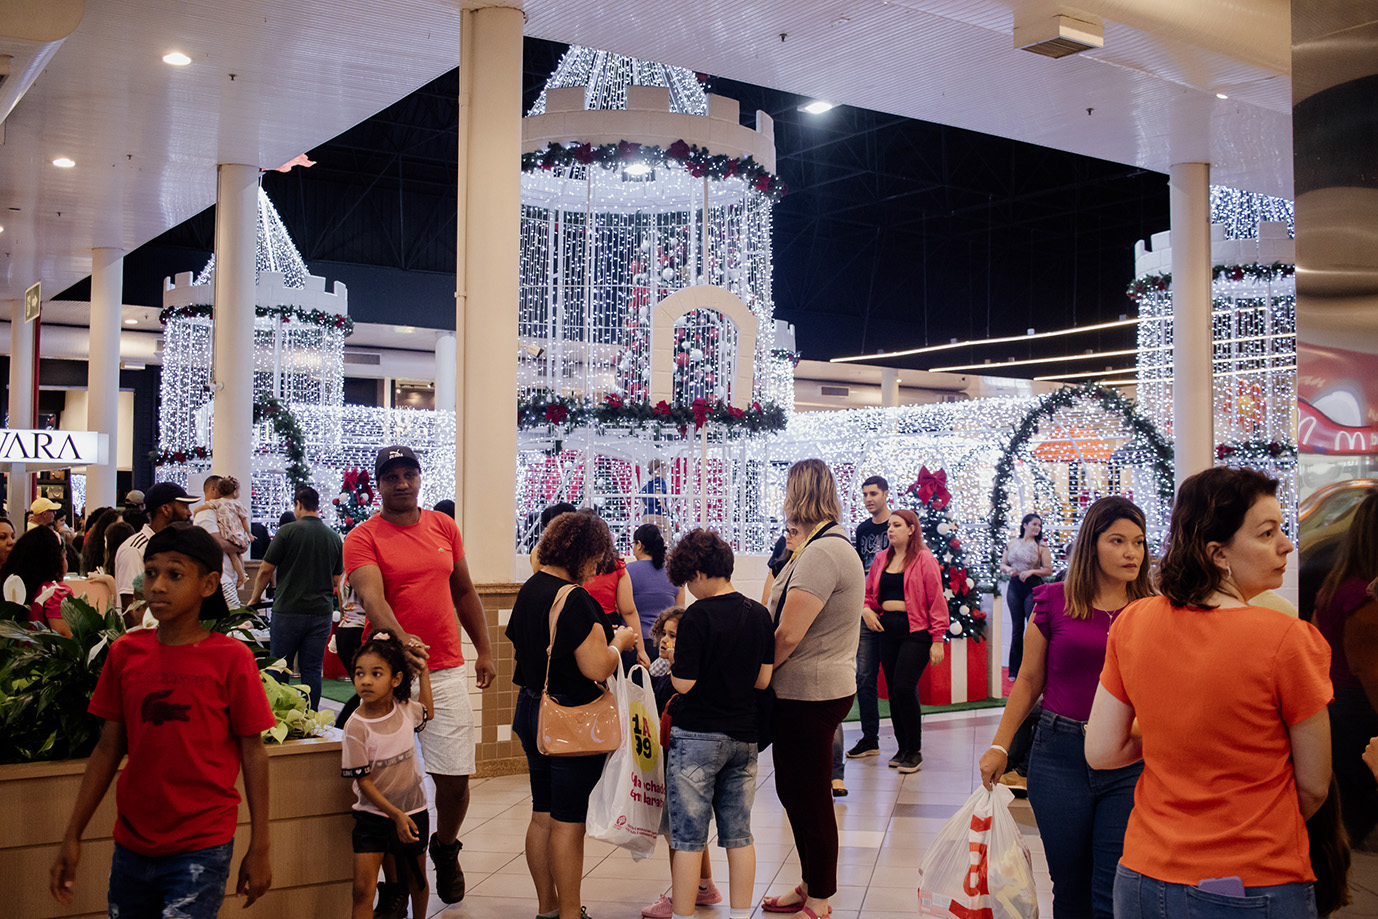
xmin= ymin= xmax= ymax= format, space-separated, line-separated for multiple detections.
xmin=914 ymin=466 xmax=951 ymax=509
xmin=948 ymin=566 xmax=967 ymax=595
xmin=343 ymin=469 xmax=358 ymax=491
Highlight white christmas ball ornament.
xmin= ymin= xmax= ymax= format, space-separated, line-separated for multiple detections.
xmin=690 ymin=348 xmax=705 ymax=362
xmin=950 ymin=620 xmax=963 ymax=636
xmin=661 ymin=267 xmax=676 ymax=282
xmin=937 ymin=522 xmax=950 ymax=535
xmin=959 ymin=605 xmax=970 ymax=616
xmin=966 ymin=577 xmax=975 ymax=589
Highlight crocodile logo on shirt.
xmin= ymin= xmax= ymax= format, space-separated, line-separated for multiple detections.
xmin=140 ymin=688 xmax=191 ymax=725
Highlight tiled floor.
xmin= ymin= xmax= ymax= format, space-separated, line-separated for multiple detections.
xmin=320 ymin=691 xmax=1378 ymax=919
xmin=407 ymin=710 xmax=1054 ymax=919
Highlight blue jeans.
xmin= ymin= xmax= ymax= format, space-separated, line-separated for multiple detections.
xmin=1114 ymin=865 xmax=1317 ymax=918
xmin=108 ymin=840 xmax=234 ymax=919
xmin=269 ymin=612 xmax=332 ymax=710
xmin=1026 ymin=711 xmax=1142 ymax=919
xmin=666 ymin=727 xmax=758 ymax=851
xmin=855 ymin=623 xmax=882 ymax=742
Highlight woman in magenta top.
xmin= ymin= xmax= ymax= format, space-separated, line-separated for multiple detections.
xmin=862 ymin=509 xmax=947 ymax=773
xmin=978 ymin=496 xmax=1154 ymax=919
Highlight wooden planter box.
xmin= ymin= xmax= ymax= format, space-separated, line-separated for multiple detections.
xmin=4 ymin=733 xmax=354 ymax=919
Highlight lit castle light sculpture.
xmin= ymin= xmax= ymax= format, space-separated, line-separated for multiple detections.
xmin=155 ymin=187 xmax=455 ymax=522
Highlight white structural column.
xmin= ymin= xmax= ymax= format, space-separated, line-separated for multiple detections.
xmin=434 ymin=333 xmax=457 ymax=413
xmin=211 ymin=164 xmax=259 ymax=495
xmin=88 ymin=248 xmax=124 ymax=509
xmin=880 ymin=367 xmax=899 ymax=407
xmin=455 ymin=4 xmax=521 ymax=581
xmin=1169 ymin=162 xmax=1214 ymax=488
xmin=7 ymin=299 xmax=36 ymax=516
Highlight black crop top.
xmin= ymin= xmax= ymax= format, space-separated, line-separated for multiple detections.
xmin=878 ymin=569 xmax=905 ymax=604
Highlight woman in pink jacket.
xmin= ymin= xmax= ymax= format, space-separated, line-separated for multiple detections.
xmin=863 ymin=508 xmax=948 ymax=773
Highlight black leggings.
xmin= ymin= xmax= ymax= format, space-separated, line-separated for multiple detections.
xmin=879 ymin=612 xmax=933 ymax=754
xmin=1006 ymin=576 xmax=1042 ymax=679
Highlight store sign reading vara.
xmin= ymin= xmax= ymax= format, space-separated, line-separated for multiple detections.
xmin=0 ymin=429 xmax=106 ymax=465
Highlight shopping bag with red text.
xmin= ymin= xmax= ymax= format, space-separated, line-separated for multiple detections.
xmin=586 ymin=663 xmax=664 ymax=860
xmin=918 ymin=784 xmax=1038 ymax=919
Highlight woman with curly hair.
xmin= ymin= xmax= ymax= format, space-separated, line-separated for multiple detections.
xmin=508 ymin=509 xmax=638 ymax=919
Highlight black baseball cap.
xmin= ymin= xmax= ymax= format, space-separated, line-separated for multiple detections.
xmin=143 ymin=523 xmax=231 ymax=620
xmin=144 ymin=482 xmax=197 ymax=515
xmin=376 ymin=445 xmax=421 ymax=479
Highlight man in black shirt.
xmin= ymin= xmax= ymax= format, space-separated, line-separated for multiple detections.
xmin=847 ymin=475 xmax=891 ymax=758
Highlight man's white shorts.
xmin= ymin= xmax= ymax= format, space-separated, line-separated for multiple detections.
xmin=414 ymin=663 xmax=476 ymax=776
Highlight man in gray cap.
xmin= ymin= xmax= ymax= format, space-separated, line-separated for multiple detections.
xmin=114 ymin=482 xmax=197 ymax=618
xmin=343 ymin=445 xmax=494 ymax=905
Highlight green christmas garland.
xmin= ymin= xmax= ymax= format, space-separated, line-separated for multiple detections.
xmin=519 ymin=390 xmax=787 ymax=437
xmin=148 ymin=397 xmax=311 ymax=498
xmin=1126 ymin=261 xmax=1295 ymax=302
xmin=522 ymin=140 xmax=787 ymax=202
xmin=1215 ymin=439 xmax=1297 ymax=469
xmin=160 ymin=303 xmax=354 ymax=334
xmin=985 ymin=385 xmax=1174 ymax=581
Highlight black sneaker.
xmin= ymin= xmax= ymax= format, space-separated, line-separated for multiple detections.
xmin=846 ymin=737 xmax=881 ymax=758
xmin=429 ymin=833 xmax=466 ymax=903
xmin=373 ymin=881 xmax=407 ymax=919
xmin=897 ymin=751 xmax=924 ymax=774
xmin=888 ymin=751 xmax=904 ymax=768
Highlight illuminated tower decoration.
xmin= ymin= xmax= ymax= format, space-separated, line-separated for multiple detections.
xmin=155 ymin=188 xmax=456 ymax=521
xmin=518 ymin=46 xmax=787 ymax=410
xmin=1130 ymin=186 xmax=1297 ymax=521
xmin=515 ymin=47 xmax=791 ymax=551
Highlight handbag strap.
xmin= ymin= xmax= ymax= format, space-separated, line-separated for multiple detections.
xmin=541 ymin=583 xmax=580 ymax=696
xmin=772 ymin=523 xmax=850 ymax=626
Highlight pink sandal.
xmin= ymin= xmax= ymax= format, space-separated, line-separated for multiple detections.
xmin=796 ymin=907 xmax=830 ymax=919
xmin=761 ymin=885 xmax=806 ymax=913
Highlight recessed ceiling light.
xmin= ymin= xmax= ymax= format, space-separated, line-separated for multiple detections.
xmin=0 ymin=226 xmax=5 ymax=234
xmin=623 ymin=162 xmax=653 ymax=177
xmin=163 ymin=51 xmax=192 ymax=66
xmin=124 ymin=318 xmax=138 ymax=325
xmin=1216 ymin=92 xmax=1229 ymax=99
xmin=799 ymin=100 xmax=835 ymax=115
xmin=53 ymin=157 xmax=76 ymax=168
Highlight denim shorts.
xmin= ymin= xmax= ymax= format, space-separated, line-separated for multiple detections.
xmin=108 ymin=840 xmax=234 ymax=919
xmin=666 ymin=726 xmax=758 ymax=851
xmin=1114 ymin=864 xmax=1317 ymax=918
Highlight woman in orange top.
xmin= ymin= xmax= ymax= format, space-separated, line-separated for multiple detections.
xmin=1086 ymin=468 xmax=1332 ymax=918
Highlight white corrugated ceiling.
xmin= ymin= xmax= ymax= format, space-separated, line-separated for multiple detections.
xmin=0 ymin=0 xmax=1293 ymax=305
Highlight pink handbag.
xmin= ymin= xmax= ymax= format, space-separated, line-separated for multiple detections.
xmin=536 ymin=584 xmax=622 ymax=757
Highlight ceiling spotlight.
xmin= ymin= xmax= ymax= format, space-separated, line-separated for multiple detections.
xmin=1216 ymin=92 xmax=1228 ymax=99
xmin=799 ymin=100 xmax=834 ymax=115
xmin=52 ymin=157 xmax=76 ymax=168
xmin=163 ymin=51 xmax=192 ymax=66
xmin=0 ymin=226 xmax=4 ymax=234
xmin=623 ymin=162 xmax=652 ymax=177
xmin=124 ymin=318 xmax=138 ymax=326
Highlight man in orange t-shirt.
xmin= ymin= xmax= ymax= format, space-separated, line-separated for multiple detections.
xmin=344 ymin=445 xmax=494 ymax=904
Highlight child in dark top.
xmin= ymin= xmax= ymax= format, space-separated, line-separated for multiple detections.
xmin=641 ymin=606 xmax=722 ymax=919
xmin=662 ymin=528 xmax=774 ymax=919
xmin=50 ymin=523 xmax=276 ymax=918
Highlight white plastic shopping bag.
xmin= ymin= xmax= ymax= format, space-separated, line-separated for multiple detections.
xmin=586 ymin=662 xmax=664 ymax=860
xmin=918 ymin=784 xmax=1039 ymax=919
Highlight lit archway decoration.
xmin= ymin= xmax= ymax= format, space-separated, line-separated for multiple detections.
xmin=985 ymin=385 xmax=1174 ymax=578
xmin=650 ymin=286 xmax=758 ymax=409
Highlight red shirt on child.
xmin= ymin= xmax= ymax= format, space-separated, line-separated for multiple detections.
xmin=88 ymin=629 xmax=275 ymax=856
xmin=343 ymin=510 xmax=467 ymax=670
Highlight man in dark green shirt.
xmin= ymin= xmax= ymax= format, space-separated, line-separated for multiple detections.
xmin=249 ymin=486 xmax=345 ymax=709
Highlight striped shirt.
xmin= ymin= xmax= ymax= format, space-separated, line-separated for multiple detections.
xmin=113 ymin=524 xmax=155 ymax=610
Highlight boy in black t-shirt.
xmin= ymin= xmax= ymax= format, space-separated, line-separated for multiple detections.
xmin=662 ymin=529 xmax=773 ymax=919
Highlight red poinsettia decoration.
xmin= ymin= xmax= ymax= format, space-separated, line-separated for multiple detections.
xmin=754 ymin=175 xmax=772 ymax=192
xmin=573 ymin=143 xmax=595 ymax=164
xmin=691 ymin=397 xmax=711 ymax=430
xmin=653 ymin=400 xmax=673 ymax=416
xmin=545 ymin=403 xmax=568 ymax=425
xmin=666 ymin=139 xmax=690 ymax=160
xmin=605 ymin=393 xmax=623 ymax=409
xmin=727 ymin=406 xmax=746 ymax=420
